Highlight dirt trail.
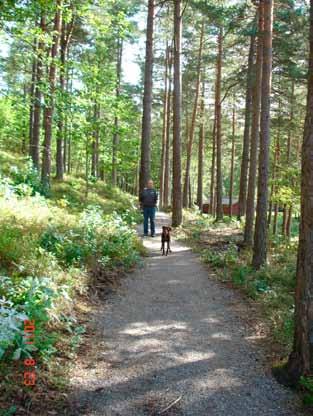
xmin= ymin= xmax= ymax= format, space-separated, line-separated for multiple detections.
xmin=69 ymin=212 xmax=302 ymax=416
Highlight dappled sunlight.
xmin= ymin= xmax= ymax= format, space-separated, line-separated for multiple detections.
xmin=211 ymin=332 xmax=232 ymax=340
xmin=120 ymin=321 xmax=188 ymax=336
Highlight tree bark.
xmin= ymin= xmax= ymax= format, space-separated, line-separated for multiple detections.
xmin=31 ymin=15 xmax=46 ymax=170
xmin=209 ymin=117 xmax=216 ymax=215
xmin=268 ymin=95 xmax=281 ymax=227
xmin=56 ymin=17 xmax=73 ymax=180
xmin=112 ymin=37 xmax=123 ymax=186
xmin=183 ymin=20 xmax=204 ymax=208
xmin=41 ymin=0 xmax=63 ymax=187
xmin=163 ymin=46 xmax=173 ymax=209
xmin=252 ymin=0 xmax=273 ymax=269
xmin=28 ymin=40 xmax=37 ymax=157
xmin=229 ymin=103 xmax=236 ymax=217
xmin=215 ymin=27 xmax=223 ymax=221
xmin=238 ymin=33 xmax=256 ymax=219
xmin=91 ymin=103 xmax=100 ymax=177
xmin=287 ymin=0 xmax=313 ymax=381
xmin=282 ymin=80 xmax=295 ymax=235
xmin=139 ymin=0 xmax=154 ymax=194
xmin=172 ymin=0 xmax=183 ymax=227
xmin=244 ymin=2 xmax=264 ymax=246
xmin=197 ymin=80 xmax=205 ymax=209
xmin=159 ymin=43 xmax=169 ymax=208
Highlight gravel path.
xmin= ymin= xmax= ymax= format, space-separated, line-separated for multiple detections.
xmin=69 ymin=212 xmax=302 ymax=416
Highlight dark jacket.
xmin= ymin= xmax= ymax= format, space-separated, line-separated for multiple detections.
xmin=140 ymin=188 xmax=158 ymax=208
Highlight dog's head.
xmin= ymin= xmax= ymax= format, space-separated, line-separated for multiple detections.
xmin=162 ymin=226 xmax=172 ymax=235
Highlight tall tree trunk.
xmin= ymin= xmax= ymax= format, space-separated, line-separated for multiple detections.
xmin=112 ymin=38 xmax=123 ymax=186
xmin=91 ymin=103 xmax=100 ymax=177
xmin=139 ymin=0 xmax=154 ymax=194
xmin=215 ymin=27 xmax=223 ymax=221
xmin=31 ymin=15 xmax=46 ymax=170
xmin=197 ymin=80 xmax=205 ymax=209
xmin=28 ymin=40 xmax=37 ymax=156
xmin=67 ymin=67 xmax=73 ymax=174
xmin=287 ymin=0 xmax=313 ymax=382
xmin=244 ymin=2 xmax=264 ymax=246
xmin=172 ymin=0 xmax=183 ymax=227
xmin=272 ymin=202 xmax=279 ymax=234
xmin=41 ymin=0 xmax=63 ymax=187
xmin=282 ymin=80 xmax=295 ymax=236
xmin=229 ymin=103 xmax=236 ymax=218
xmin=163 ymin=46 xmax=173 ymax=209
xmin=210 ymin=117 xmax=216 ymax=215
xmin=252 ymin=0 xmax=273 ymax=269
xmin=159 ymin=43 xmax=169 ymax=208
xmin=183 ymin=20 xmax=204 ymax=208
xmin=268 ymin=95 xmax=281 ymax=227
xmin=286 ymin=206 xmax=292 ymax=237
xmin=56 ymin=17 xmax=74 ymax=180
xmin=238 ymin=33 xmax=256 ymax=219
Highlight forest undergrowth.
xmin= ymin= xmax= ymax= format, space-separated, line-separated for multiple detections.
xmin=0 ymin=151 xmax=144 ymax=416
xmin=177 ymin=210 xmax=313 ymax=408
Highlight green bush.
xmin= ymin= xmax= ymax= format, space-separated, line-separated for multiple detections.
xmin=300 ymin=376 xmax=313 ymax=406
xmin=10 ymin=160 xmax=48 ymax=196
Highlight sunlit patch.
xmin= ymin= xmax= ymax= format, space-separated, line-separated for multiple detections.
xmin=120 ymin=321 xmax=188 ymax=336
xmin=211 ymin=333 xmax=232 ymax=340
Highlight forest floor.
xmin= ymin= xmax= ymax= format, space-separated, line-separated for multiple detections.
xmin=67 ymin=212 xmax=304 ymax=416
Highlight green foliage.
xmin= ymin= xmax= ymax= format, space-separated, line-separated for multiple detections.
xmin=10 ymin=161 xmax=48 ymax=196
xmin=300 ymin=376 xmax=313 ymax=406
xmin=180 ymin=211 xmax=298 ymax=354
xmin=0 ymin=159 xmax=142 ymax=367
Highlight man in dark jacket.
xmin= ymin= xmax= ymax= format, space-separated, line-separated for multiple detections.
xmin=139 ymin=179 xmax=158 ymax=237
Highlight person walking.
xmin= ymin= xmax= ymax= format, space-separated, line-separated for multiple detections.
xmin=139 ymin=179 xmax=158 ymax=237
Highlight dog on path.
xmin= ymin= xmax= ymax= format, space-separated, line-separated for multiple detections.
xmin=161 ymin=226 xmax=172 ymax=256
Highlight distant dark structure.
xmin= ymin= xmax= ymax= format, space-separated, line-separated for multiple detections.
xmin=202 ymin=197 xmax=239 ymax=216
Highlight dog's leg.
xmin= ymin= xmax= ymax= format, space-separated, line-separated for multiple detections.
xmin=168 ymin=241 xmax=172 ymax=253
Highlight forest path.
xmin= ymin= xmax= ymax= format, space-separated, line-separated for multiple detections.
xmin=69 ymin=212 xmax=302 ymax=416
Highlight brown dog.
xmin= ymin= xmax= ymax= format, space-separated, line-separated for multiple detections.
xmin=161 ymin=226 xmax=172 ymax=256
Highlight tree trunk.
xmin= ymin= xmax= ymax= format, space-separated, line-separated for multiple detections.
xmin=286 ymin=206 xmax=292 ymax=237
xmin=139 ymin=0 xmax=154 ymax=194
xmin=252 ymin=0 xmax=273 ymax=269
xmin=229 ymin=103 xmax=236 ymax=217
xmin=91 ymin=103 xmax=100 ymax=177
xmin=67 ymin=67 xmax=73 ymax=174
xmin=244 ymin=2 xmax=264 ymax=246
xmin=28 ymin=40 xmax=37 ymax=157
xmin=56 ymin=17 xmax=74 ymax=180
xmin=41 ymin=0 xmax=63 ymax=187
xmin=163 ymin=46 xmax=173 ymax=209
xmin=273 ymin=202 xmax=279 ymax=234
xmin=210 ymin=117 xmax=216 ymax=215
xmin=282 ymin=80 xmax=295 ymax=235
xmin=287 ymin=0 xmax=313 ymax=381
xmin=112 ymin=38 xmax=123 ymax=186
xmin=159 ymin=43 xmax=169 ymax=208
xmin=31 ymin=15 xmax=46 ymax=170
xmin=183 ymin=20 xmax=204 ymax=208
xmin=238 ymin=33 xmax=256 ymax=219
xmin=268 ymin=96 xmax=281 ymax=227
xmin=215 ymin=27 xmax=223 ymax=221
xmin=172 ymin=0 xmax=183 ymax=227
xmin=197 ymin=80 xmax=205 ymax=209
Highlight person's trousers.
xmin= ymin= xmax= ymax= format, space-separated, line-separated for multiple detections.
xmin=143 ymin=207 xmax=156 ymax=236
